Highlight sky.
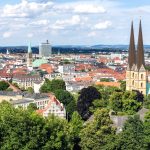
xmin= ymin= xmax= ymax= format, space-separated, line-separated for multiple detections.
xmin=0 ymin=0 xmax=150 ymax=46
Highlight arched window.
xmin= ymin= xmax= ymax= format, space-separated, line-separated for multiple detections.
xmin=141 ymin=83 xmax=143 ymax=88
xmin=132 ymin=80 xmax=134 ymax=86
xmin=141 ymin=74 xmax=143 ymax=79
xmin=132 ymin=73 xmax=134 ymax=78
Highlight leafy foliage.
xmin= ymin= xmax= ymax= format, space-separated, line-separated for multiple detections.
xmin=0 ymin=101 xmax=72 ymax=150
xmin=77 ymin=86 xmax=101 ymax=120
xmin=117 ymin=115 xmax=146 ymax=150
xmin=54 ymin=89 xmax=77 ymax=119
xmin=40 ymin=79 xmax=66 ymax=93
xmin=0 ymin=81 xmax=9 ymax=91
xmin=109 ymin=91 xmax=142 ymax=115
xmin=80 ymin=109 xmax=116 ymax=150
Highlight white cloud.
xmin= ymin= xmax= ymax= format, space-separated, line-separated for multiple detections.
xmin=1 ymin=0 xmax=53 ymax=18
xmin=27 ymin=33 xmax=33 ymax=38
xmin=31 ymin=19 xmax=49 ymax=26
xmin=94 ymin=21 xmax=112 ymax=29
xmin=3 ymin=32 xmax=12 ymax=38
xmin=54 ymin=3 xmax=106 ymax=14
xmin=74 ymin=4 xmax=106 ymax=13
xmin=88 ymin=31 xmax=96 ymax=37
xmin=51 ymin=15 xmax=88 ymax=30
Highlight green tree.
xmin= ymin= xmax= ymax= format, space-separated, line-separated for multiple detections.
xmin=54 ymin=89 xmax=76 ymax=119
xmin=69 ymin=111 xmax=83 ymax=150
xmin=80 ymin=109 xmax=116 ymax=150
xmin=0 ymin=81 xmax=9 ymax=91
xmin=0 ymin=101 xmax=73 ymax=150
xmin=27 ymin=87 xmax=34 ymax=94
xmin=117 ymin=115 xmax=146 ymax=150
xmin=144 ymin=95 xmax=150 ymax=109
xmin=119 ymin=80 xmax=126 ymax=91
xmin=100 ymin=78 xmax=112 ymax=82
xmin=144 ymin=111 xmax=150 ymax=149
xmin=40 ymin=79 xmax=66 ymax=93
xmin=109 ymin=92 xmax=123 ymax=112
xmin=27 ymin=103 xmax=37 ymax=112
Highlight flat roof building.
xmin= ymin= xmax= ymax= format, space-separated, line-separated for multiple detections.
xmin=39 ymin=40 xmax=52 ymax=57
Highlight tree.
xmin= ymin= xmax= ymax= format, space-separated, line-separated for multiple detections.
xmin=80 ymin=109 xmax=116 ymax=150
xmin=144 ymin=95 xmax=150 ymax=109
xmin=0 ymin=101 xmax=73 ymax=150
xmin=109 ymin=92 xmax=123 ymax=112
xmin=27 ymin=87 xmax=34 ymax=94
xmin=144 ymin=111 xmax=150 ymax=149
xmin=69 ymin=111 xmax=83 ymax=150
xmin=54 ymin=89 xmax=77 ymax=119
xmin=54 ymin=89 xmax=74 ymax=106
xmin=27 ymin=103 xmax=37 ymax=112
xmin=40 ymin=79 xmax=66 ymax=93
xmin=0 ymin=81 xmax=9 ymax=91
xmin=77 ymin=86 xmax=101 ymax=120
xmin=109 ymin=91 xmax=142 ymax=115
xmin=117 ymin=115 xmax=146 ymax=150
xmin=119 ymin=80 xmax=126 ymax=91
xmin=100 ymin=78 xmax=112 ymax=82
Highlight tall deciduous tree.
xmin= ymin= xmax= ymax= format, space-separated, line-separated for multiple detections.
xmin=77 ymin=86 xmax=101 ymax=120
xmin=117 ymin=115 xmax=146 ymax=150
xmin=80 ymin=109 xmax=116 ymax=150
xmin=0 ymin=81 xmax=9 ymax=91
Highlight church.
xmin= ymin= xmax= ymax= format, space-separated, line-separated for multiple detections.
xmin=126 ymin=20 xmax=150 ymax=95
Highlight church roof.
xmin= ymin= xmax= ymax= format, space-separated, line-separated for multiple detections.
xmin=128 ymin=21 xmax=136 ymax=70
xmin=137 ymin=20 xmax=145 ymax=70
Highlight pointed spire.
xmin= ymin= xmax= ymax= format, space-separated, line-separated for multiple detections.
xmin=128 ymin=21 xmax=136 ymax=70
xmin=137 ymin=19 xmax=145 ymax=70
xmin=28 ymin=42 xmax=32 ymax=53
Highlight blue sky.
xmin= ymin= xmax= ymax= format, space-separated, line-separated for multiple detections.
xmin=0 ymin=0 xmax=150 ymax=46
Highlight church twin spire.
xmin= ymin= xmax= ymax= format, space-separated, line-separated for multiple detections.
xmin=128 ymin=20 xmax=145 ymax=71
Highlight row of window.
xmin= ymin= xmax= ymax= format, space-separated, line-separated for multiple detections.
xmin=132 ymin=73 xmax=144 ymax=79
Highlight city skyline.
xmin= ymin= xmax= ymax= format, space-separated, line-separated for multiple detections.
xmin=0 ymin=0 xmax=150 ymax=46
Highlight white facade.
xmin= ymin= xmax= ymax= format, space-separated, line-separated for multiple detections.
xmin=39 ymin=40 xmax=52 ymax=57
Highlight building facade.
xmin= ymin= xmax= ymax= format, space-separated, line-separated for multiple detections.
xmin=126 ymin=20 xmax=147 ymax=95
xmin=39 ymin=40 xmax=52 ymax=57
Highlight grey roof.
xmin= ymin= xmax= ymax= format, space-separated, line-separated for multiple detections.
xmin=0 ymin=91 xmax=22 ymax=96
xmin=12 ymin=99 xmax=34 ymax=105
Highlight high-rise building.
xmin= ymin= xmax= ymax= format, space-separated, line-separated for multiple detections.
xmin=27 ymin=42 xmax=33 ymax=68
xmin=39 ymin=40 xmax=52 ymax=57
xmin=126 ymin=20 xmax=147 ymax=95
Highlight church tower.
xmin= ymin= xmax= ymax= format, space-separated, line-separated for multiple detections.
xmin=126 ymin=20 xmax=147 ymax=95
xmin=27 ymin=42 xmax=33 ymax=68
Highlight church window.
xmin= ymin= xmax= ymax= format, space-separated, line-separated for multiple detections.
xmin=132 ymin=80 xmax=134 ymax=86
xmin=141 ymin=74 xmax=143 ymax=79
xmin=141 ymin=83 xmax=143 ymax=88
xmin=132 ymin=73 xmax=134 ymax=78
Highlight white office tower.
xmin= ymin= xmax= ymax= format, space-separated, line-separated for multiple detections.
xmin=39 ymin=40 xmax=52 ymax=57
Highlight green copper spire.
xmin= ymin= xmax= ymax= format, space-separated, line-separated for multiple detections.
xmin=28 ymin=42 xmax=32 ymax=53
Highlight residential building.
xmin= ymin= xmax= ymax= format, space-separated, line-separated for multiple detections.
xmin=12 ymin=75 xmax=43 ymax=89
xmin=37 ymin=94 xmax=66 ymax=118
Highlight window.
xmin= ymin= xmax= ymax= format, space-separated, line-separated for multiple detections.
xmin=132 ymin=80 xmax=134 ymax=86
xmin=132 ymin=73 xmax=134 ymax=78
xmin=141 ymin=83 xmax=143 ymax=88
xmin=141 ymin=74 xmax=143 ymax=79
